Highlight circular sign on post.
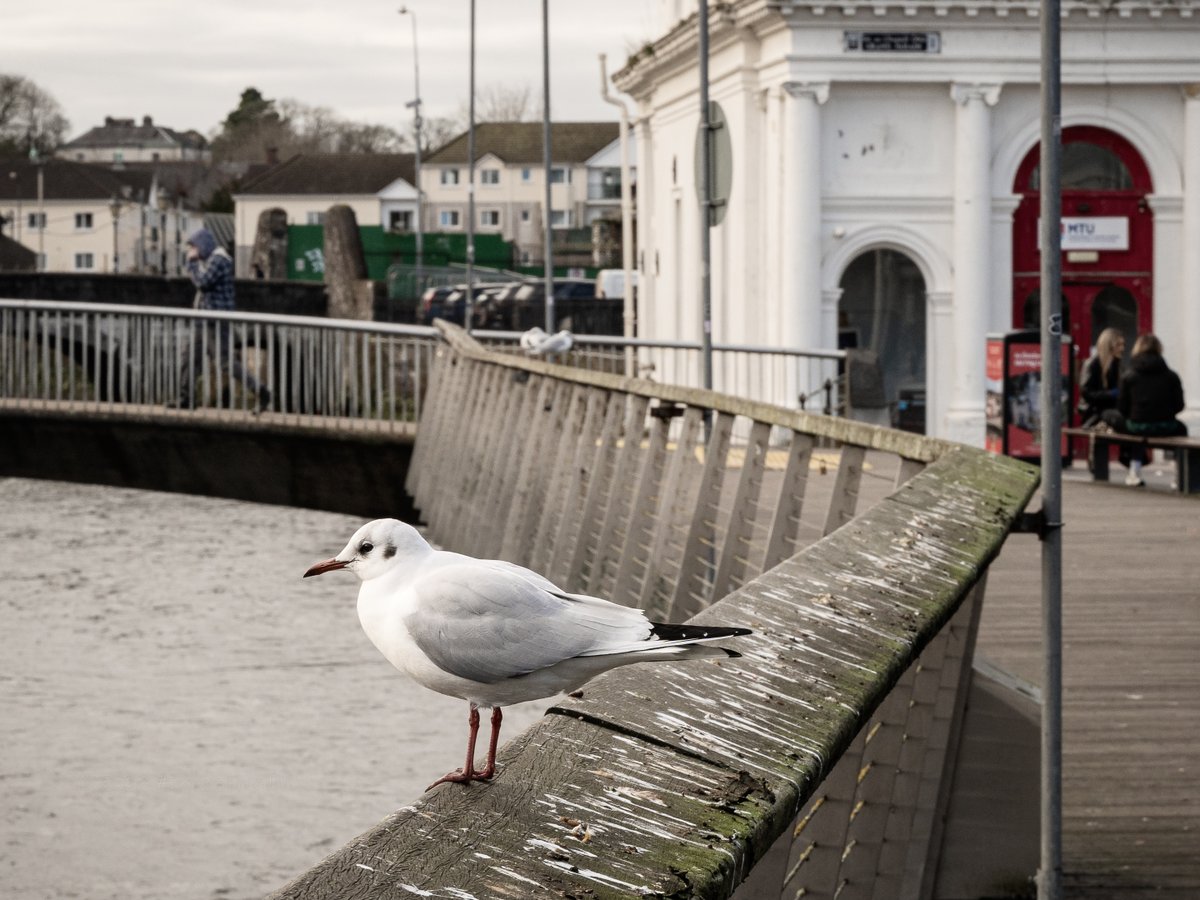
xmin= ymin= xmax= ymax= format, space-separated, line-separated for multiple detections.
xmin=695 ymin=100 xmax=733 ymax=226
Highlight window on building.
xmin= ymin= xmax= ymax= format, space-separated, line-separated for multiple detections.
xmin=27 ymin=212 xmax=46 ymax=229
xmin=306 ymin=211 xmax=326 ymax=225
xmin=388 ymin=210 xmax=413 ymax=231
xmin=74 ymin=253 xmax=95 ymax=270
xmin=75 ymin=212 xmax=94 ymax=230
xmin=480 ymin=209 xmax=500 ymax=227
xmin=441 ymin=169 xmax=461 ymax=185
xmin=1029 ymin=142 xmax=1133 ymax=191
xmin=520 ymin=209 xmax=531 ymax=222
xmin=521 ymin=168 xmax=533 ymax=182
xmin=113 ymin=151 xmax=123 ymax=163
xmin=549 ymin=209 xmax=573 ymax=228
xmin=440 ymin=210 xmax=461 ymax=227
xmin=480 ymin=169 xmax=500 ymax=185
xmin=549 ymin=167 xmax=571 ymax=185
xmin=520 ymin=251 xmax=532 ymax=264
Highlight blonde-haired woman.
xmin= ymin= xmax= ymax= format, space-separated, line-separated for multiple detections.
xmin=1078 ymin=327 xmax=1125 ymax=426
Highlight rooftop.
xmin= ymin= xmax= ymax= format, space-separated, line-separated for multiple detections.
xmin=426 ymin=122 xmax=619 ymax=166
xmin=62 ymin=116 xmax=207 ymax=152
xmin=0 ymin=158 xmax=155 ymax=202
xmin=236 ymin=153 xmax=417 ymax=196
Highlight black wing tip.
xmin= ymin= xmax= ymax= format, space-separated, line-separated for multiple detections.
xmin=650 ymin=623 xmax=754 ymax=642
xmin=722 ymin=648 xmax=743 ymax=659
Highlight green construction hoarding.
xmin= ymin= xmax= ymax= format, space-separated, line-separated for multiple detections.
xmin=286 ymin=226 xmax=515 ymax=282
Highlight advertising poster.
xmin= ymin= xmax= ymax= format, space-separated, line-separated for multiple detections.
xmin=999 ymin=332 xmax=1071 ymax=461
xmin=985 ymin=337 xmax=1004 ymax=455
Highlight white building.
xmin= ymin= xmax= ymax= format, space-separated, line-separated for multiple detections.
xmin=58 ymin=116 xmax=210 ymax=164
xmin=232 ymin=153 xmax=417 ymax=277
xmin=616 ymin=0 xmax=1200 ymax=443
xmin=422 ymin=122 xmax=633 ymax=265
xmin=0 ymin=159 xmax=191 ymax=274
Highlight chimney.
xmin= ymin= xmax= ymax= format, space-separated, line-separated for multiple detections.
xmin=143 ymin=115 xmax=153 ymax=127
xmin=105 ymin=116 xmax=115 ymax=126
xmin=266 ymin=146 xmax=280 ymax=166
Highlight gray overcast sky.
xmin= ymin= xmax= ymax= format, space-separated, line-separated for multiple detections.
xmin=4 ymin=1 xmax=659 ymax=142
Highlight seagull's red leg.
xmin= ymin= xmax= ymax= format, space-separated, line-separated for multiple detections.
xmin=427 ymin=703 xmax=482 ymax=790
xmin=476 ymin=707 xmax=503 ymax=780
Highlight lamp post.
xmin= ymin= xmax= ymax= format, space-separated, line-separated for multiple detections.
xmin=398 ymin=6 xmax=424 ymax=296
xmin=542 ymin=0 xmax=554 ymax=333
xmin=109 ymin=196 xmax=122 ymax=273
xmin=466 ymin=0 xmax=477 ymax=328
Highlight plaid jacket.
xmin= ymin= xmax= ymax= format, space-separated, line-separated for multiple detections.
xmin=187 ymin=247 xmax=236 ymax=311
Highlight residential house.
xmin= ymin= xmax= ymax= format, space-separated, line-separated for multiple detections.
xmin=232 ymin=153 xmax=417 ymax=277
xmin=58 ymin=116 xmax=211 ymax=164
xmin=617 ymin=0 xmax=1200 ymax=442
xmin=422 ymin=122 xmax=632 ymax=265
xmin=0 ymin=158 xmax=193 ymax=274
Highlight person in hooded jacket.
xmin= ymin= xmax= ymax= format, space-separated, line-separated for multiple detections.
xmin=1102 ymin=333 xmax=1186 ymax=486
xmin=174 ymin=228 xmax=270 ymax=411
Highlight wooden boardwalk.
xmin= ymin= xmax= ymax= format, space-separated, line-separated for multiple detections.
xmin=980 ymin=471 xmax=1200 ymax=898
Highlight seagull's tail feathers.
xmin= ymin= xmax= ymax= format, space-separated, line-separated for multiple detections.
xmin=576 ymin=622 xmax=752 ymax=660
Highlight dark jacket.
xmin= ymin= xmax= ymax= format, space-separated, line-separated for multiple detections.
xmin=1079 ymin=354 xmax=1120 ymax=421
xmin=1118 ymin=351 xmax=1184 ymax=425
xmin=185 ymin=227 xmax=236 ymax=311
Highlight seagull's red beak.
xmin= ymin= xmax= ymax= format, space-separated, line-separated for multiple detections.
xmin=304 ymin=558 xmax=348 ymax=578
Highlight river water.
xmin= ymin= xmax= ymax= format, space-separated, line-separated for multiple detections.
xmin=0 ymin=478 xmax=550 ymax=900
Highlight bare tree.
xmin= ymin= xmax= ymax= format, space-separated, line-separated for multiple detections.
xmin=0 ymin=74 xmax=70 ymax=157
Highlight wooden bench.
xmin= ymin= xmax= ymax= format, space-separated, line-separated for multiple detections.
xmin=1063 ymin=426 xmax=1200 ymax=493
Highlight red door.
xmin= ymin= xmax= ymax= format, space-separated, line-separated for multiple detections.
xmin=1011 ymin=126 xmax=1154 ymax=427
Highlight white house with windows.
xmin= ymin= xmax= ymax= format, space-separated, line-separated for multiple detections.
xmin=0 ymin=158 xmax=190 ymax=274
xmin=616 ymin=0 xmax=1200 ymax=443
xmin=422 ymin=122 xmax=634 ymax=265
xmin=58 ymin=116 xmax=210 ymax=164
xmin=232 ymin=153 xmax=417 ymax=277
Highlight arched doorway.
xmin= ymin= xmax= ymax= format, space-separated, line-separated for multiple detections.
xmin=838 ymin=248 xmax=927 ymax=433
xmin=1011 ymin=126 xmax=1153 ymax=421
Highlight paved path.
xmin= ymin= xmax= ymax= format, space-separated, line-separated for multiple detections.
xmin=980 ymin=469 xmax=1200 ymax=898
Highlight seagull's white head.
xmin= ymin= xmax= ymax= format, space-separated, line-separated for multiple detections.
xmin=303 ymin=518 xmax=431 ymax=582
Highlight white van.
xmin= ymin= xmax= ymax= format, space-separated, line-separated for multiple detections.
xmin=595 ymin=269 xmax=638 ymax=300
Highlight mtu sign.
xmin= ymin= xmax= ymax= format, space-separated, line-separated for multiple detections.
xmin=1039 ymin=216 xmax=1130 ymax=251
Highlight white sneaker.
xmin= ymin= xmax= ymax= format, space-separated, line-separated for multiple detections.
xmin=1124 ymin=471 xmax=1145 ymax=487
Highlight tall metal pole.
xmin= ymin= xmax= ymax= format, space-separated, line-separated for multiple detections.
xmin=466 ymin=0 xmax=477 ymax=330
xmin=35 ymin=159 xmax=44 ymax=272
xmin=599 ymin=54 xmax=636 ymax=377
xmin=542 ymin=0 xmax=555 ymax=333
xmin=1038 ymin=0 xmax=1064 ymax=892
xmin=399 ymin=7 xmax=424 ymax=300
xmin=698 ymin=0 xmax=713 ymax=399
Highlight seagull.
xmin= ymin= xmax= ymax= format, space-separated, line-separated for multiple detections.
xmin=304 ymin=518 xmax=751 ymax=790
xmin=519 ymin=326 xmax=574 ymax=356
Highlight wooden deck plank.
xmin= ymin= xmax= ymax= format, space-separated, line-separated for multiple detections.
xmin=980 ymin=475 xmax=1200 ymax=897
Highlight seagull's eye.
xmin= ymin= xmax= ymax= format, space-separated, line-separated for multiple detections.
xmin=359 ymin=541 xmax=374 ymax=554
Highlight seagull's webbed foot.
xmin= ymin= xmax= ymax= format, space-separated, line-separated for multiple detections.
xmin=426 ymin=767 xmax=493 ymax=791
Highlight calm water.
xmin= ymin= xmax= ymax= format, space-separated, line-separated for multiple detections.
xmin=0 ymin=478 xmax=548 ymax=900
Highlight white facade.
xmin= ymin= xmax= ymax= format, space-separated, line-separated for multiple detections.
xmin=618 ymin=0 xmax=1200 ymax=443
xmin=421 ymin=136 xmax=636 ymax=265
xmin=3 ymin=191 xmax=191 ymax=275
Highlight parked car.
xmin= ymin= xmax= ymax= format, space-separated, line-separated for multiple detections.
xmin=421 ymin=282 xmax=511 ymax=326
xmin=476 ymin=278 xmax=600 ymax=331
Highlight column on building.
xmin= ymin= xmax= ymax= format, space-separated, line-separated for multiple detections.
xmin=1182 ymin=85 xmax=1200 ymax=432
xmin=946 ymin=83 xmax=1002 ymax=446
xmin=782 ymin=81 xmax=830 ymax=405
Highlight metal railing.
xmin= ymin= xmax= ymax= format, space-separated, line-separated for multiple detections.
xmin=0 ymin=299 xmax=439 ymax=430
xmin=269 ymin=323 xmax=1040 ymax=900
xmin=1 ymin=300 xmax=847 ymax=430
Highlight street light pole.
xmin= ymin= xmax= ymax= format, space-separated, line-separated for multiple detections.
xmin=542 ymin=0 xmax=554 ymax=333
xmin=466 ymin=0 xmax=477 ymax=329
xmin=398 ymin=6 xmax=424 ymax=298
xmin=109 ymin=196 xmax=122 ymax=273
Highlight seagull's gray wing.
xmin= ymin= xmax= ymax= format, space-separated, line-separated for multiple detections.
xmin=403 ymin=561 xmax=651 ymax=684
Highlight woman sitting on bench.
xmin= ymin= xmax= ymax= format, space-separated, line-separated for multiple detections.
xmin=1102 ymin=333 xmax=1187 ymax=487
